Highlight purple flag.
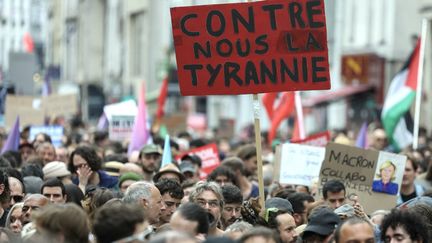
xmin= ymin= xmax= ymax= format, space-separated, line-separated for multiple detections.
xmin=128 ymin=82 xmax=150 ymax=155
xmin=97 ymin=113 xmax=109 ymax=131
xmin=1 ymin=116 xmax=20 ymax=153
xmin=355 ymin=122 xmax=368 ymax=149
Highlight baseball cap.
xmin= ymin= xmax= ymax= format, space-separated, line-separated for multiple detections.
xmin=140 ymin=144 xmax=162 ymax=155
xmin=265 ymin=198 xmax=294 ymax=215
xmin=334 ymin=204 xmax=355 ymax=218
xmin=303 ymin=207 xmax=340 ymax=236
xmin=181 ymin=154 xmax=202 ymax=167
xmin=179 ymin=161 xmax=196 ymax=174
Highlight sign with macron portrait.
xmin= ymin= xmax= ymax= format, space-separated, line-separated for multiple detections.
xmin=171 ymin=0 xmax=330 ymax=95
xmin=318 ymin=143 xmax=407 ymax=214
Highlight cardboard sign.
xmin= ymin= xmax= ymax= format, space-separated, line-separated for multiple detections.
xmin=160 ymin=113 xmax=187 ymax=135
xmin=29 ymin=125 xmax=64 ymax=148
xmin=318 ymin=143 xmax=406 ymax=214
xmin=42 ymin=94 xmax=78 ymax=118
xmin=291 ymin=130 xmax=330 ymax=147
xmin=176 ymin=143 xmax=220 ymax=179
xmin=109 ymin=115 xmax=135 ymax=141
xmin=279 ymin=143 xmax=325 ymax=186
xmin=5 ymin=95 xmax=44 ymax=128
xmin=171 ymin=0 xmax=330 ymax=95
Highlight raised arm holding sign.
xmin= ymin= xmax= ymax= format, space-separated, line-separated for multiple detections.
xmin=171 ymin=0 xmax=330 ymax=208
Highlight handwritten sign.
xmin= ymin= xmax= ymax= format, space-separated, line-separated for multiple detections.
xmin=279 ymin=143 xmax=325 ymax=186
xmin=171 ymin=0 xmax=330 ymax=95
xmin=318 ymin=143 xmax=406 ymax=214
xmin=176 ymin=143 xmax=220 ymax=179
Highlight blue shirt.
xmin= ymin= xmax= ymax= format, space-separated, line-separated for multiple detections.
xmin=372 ymin=180 xmax=398 ymax=195
xmin=72 ymin=170 xmax=118 ymax=189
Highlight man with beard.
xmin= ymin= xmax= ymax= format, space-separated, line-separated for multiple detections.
xmin=138 ymin=144 xmax=162 ymax=181
xmin=155 ymin=179 xmax=184 ymax=228
xmin=265 ymin=198 xmax=298 ymax=243
xmin=221 ymin=184 xmax=243 ymax=229
xmin=189 ymin=181 xmax=225 ymax=236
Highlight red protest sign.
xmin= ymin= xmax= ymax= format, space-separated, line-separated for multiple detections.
xmin=176 ymin=143 xmax=220 ymax=179
xmin=171 ymin=0 xmax=330 ymax=96
xmin=291 ymin=130 xmax=330 ymax=147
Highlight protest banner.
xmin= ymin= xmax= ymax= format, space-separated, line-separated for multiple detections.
xmin=171 ymin=0 xmax=330 ymax=96
xmin=42 ymin=94 xmax=78 ymax=118
xmin=30 ymin=125 xmax=64 ymax=148
xmin=291 ymin=130 xmax=330 ymax=147
xmin=279 ymin=143 xmax=325 ymax=186
xmin=318 ymin=143 xmax=406 ymax=214
xmin=103 ymin=100 xmax=137 ymax=122
xmin=109 ymin=115 xmax=135 ymax=141
xmin=5 ymin=95 xmax=44 ymax=129
xmin=176 ymin=143 xmax=220 ymax=179
xmin=171 ymin=0 xmax=330 ymax=208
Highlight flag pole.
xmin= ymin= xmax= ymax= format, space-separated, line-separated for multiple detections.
xmin=413 ymin=19 xmax=428 ymax=150
xmin=252 ymin=94 xmax=265 ymax=209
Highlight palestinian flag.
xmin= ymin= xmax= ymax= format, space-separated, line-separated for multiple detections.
xmin=381 ymin=40 xmax=420 ymax=151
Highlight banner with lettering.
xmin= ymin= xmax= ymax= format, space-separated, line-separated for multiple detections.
xmin=176 ymin=143 xmax=220 ymax=179
xmin=171 ymin=0 xmax=330 ymax=95
xmin=318 ymin=143 xmax=406 ymax=214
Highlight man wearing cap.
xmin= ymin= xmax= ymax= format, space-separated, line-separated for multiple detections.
xmin=153 ymin=163 xmax=185 ymax=184
xmin=180 ymin=155 xmax=202 ymax=181
xmin=138 ymin=144 xmax=163 ymax=181
xmin=118 ymin=172 xmax=143 ymax=193
xmin=265 ymin=198 xmax=298 ymax=243
xmin=302 ymin=206 xmax=341 ymax=243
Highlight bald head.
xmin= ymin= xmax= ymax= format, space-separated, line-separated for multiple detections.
xmin=9 ymin=177 xmax=24 ymax=206
xmin=22 ymin=194 xmax=49 ymax=225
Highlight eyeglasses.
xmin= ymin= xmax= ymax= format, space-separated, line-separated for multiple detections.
xmin=196 ymin=199 xmax=220 ymax=208
xmin=10 ymin=195 xmax=23 ymax=203
xmin=74 ymin=163 xmax=87 ymax=169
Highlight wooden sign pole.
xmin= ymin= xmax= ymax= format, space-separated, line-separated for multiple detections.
xmin=253 ymin=93 xmax=265 ymax=209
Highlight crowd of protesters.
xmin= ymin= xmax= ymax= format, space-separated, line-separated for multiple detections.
xmin=0 ymin=120 xmax=429 ymax=243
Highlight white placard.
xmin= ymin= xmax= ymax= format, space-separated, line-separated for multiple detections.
xmin=279 ymin=143 xmax=325 ymax=186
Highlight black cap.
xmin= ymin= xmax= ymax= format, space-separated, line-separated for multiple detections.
xmin=265 ymin=198 xmax=294 ymax=215
xmin=303 ymin=207 xmax=340 ymax=236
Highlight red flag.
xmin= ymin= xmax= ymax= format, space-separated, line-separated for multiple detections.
xmin=23 ymin=32 xmax=34 ymax=53
xmin=268 ymin=92 xmax=295 ymax=143
xmin=156 ymin=78 xmax=169 ymax=119
xmin=262 ymin=92 xmax=277 ymax=120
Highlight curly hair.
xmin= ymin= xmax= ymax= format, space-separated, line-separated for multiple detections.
xmin=381 ymin=209 xmax=430 ymax=242
xmin=68 ymin=146 xmax=102 ymax=172
xmin=155 ymin=179 xmax=184 ymax=200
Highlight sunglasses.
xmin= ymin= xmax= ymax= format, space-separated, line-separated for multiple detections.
xmin=10 ymin=195 xmax=23 ymax=203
